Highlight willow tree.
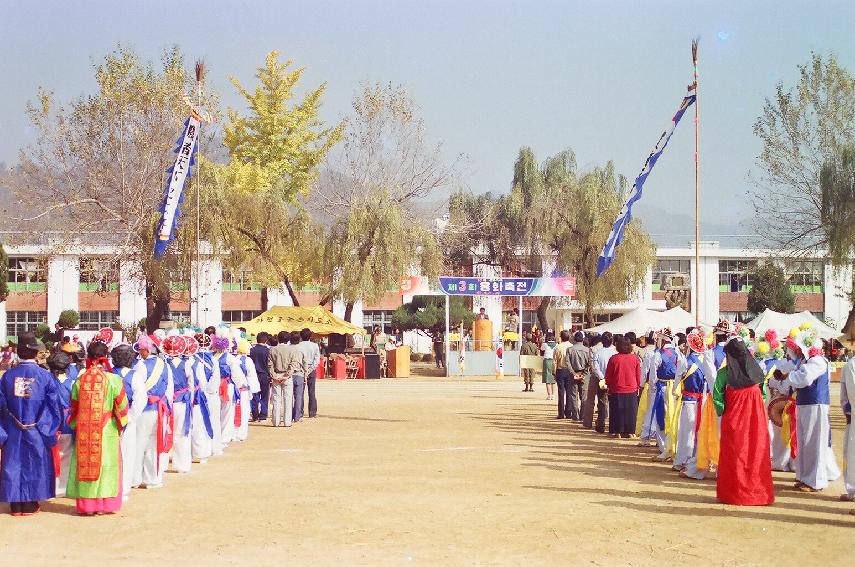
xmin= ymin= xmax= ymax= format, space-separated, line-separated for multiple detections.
xmin=820 ymin=145 xmax=855 ymax=334
xmin=553 ymin=163 xmax=654 ymax=328
xmin=207 ymin=51 xmax=342 ymax=308
xmin=447 ymin=147 xmax=621 ymax=330
xmin=751 ymin=52 xmax=855 ymax=248
xmin=11 ymin=46 xmax=206 ymax=331
xmin=315 ymin=83 xmax=452 ymax=320
xmin=751 ymin=53 xmax=855 ymax=331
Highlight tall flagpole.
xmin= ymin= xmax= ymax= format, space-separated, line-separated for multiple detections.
xmin=195 ymin=60 xmax=205 ymax=326
xmin=692 ymin=40 xmax=700 ymax=327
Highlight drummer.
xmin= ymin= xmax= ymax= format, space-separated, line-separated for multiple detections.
xmin=756 ymin=331 xmax=794 ymax=472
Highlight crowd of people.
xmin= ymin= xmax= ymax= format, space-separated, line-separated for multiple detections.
xmin=0 ymin=323 xmax=320 ymax=516
xmin=521 ymin=320 xmax=855 ymax=512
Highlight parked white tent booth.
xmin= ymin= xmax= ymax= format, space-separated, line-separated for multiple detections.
xmin=585 ymin=306 xmax=699 ymax=335
xmin=746 ymin=309 xmax=841 ymax=339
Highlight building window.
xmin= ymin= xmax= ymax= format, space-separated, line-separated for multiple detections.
xmin=652 ymin=259 xmax=691 ymax=291
xmin=223 ymin=268 xmax=260 ymax=291
xmin=168 ymin=268 xmax=189 ymax=292
xmin=79 ymin=310 xmax=119 ymax=330
xmin=166 ymin=311 xmax=191 ymax=323
xmin=787 ymin=260 xmax=824 ymax=292
xmin=7 ymin=257 xmax=46 ymax=291
xmin=718 ymin=259 xmax=757 ymax=292
xmin=79 ymin=258 xmax=120 ymax=292
xmin=6 ymin=311 xmax=47 ymax=338
xmin=363 ymin=310 xmax=395 ymax=333
xmin=222 ymin=310 xmax=261 ymax=323
xmin=720 ymin=311 xmax=752 ymax=323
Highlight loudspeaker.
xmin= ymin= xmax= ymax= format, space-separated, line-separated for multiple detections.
xmin=363 ymin=353 xmax=381 ymax=379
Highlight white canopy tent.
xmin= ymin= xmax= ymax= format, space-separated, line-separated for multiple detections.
xmin=746 ymin=309 xmax=841 ymax=339
xmin=585 ymin=306 xmax=699 ymax=334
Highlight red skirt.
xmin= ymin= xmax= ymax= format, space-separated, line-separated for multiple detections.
xmin=716 ymin=386 xmax=774 ymax=506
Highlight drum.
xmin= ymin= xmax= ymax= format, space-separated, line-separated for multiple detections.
xmin=768 ymin=395 xmax=790 ymax=428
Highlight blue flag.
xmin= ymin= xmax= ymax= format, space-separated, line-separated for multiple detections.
xmin=154 ymin=116 xmax=200 ymax=258
xmin=597 ymin=93 xmax=696 ymax=276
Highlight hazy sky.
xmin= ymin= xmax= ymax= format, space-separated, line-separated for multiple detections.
xmin=2 ymin=1 xmax=853 ymax=229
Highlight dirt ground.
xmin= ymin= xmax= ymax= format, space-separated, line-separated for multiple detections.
xmin=2 ymin=376 xmax=852 ymax=566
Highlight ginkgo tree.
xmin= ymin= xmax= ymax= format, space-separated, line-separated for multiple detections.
xmin=206 ymin=51 xmax=343 ymax=307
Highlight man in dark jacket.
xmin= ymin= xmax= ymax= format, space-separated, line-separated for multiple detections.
xmin=249 ymin=332 xmax=271 ymax=421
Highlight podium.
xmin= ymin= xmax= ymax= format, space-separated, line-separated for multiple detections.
xmin=473 ymin=319 xmax=493 ymax=351
xmin=387 ymin=346 xmax=411 ymax=378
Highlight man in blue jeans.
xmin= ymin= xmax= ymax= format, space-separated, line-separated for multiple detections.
xmin=552 ymin=330 xmax=574 ymax=419
xmin=297 ymin=328 xmax=321 ymax=418
xmin=249 ymin=332 xmax=271 ymax=422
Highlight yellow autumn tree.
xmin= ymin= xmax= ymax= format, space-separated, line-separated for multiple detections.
xmin=207 ymin=51 xmax=343 ymax=306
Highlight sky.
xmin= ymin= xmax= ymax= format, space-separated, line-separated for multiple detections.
xmin=1 ymin=0 xmax=854 ymax=237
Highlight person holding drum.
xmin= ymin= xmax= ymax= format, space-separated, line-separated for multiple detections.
xmin=756 ymin=331 xmax=794 ymax=473
xmin=769 ymin=325 xmax=841 ymax=493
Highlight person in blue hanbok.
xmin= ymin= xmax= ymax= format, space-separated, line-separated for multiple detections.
xmin=0 ymin=333 xmax=62 ymax=516
xmin=46 ymin=351 xmax=77 ymax=497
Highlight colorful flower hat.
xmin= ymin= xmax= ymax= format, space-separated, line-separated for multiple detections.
xmin=786 ymin=323 xmax=822 ymax=358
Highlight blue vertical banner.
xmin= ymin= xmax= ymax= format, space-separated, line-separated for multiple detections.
xmin=596 ymin=93 xmax=696 ymax=276
xmin=153 ymin=115 xmax=200 ymax=258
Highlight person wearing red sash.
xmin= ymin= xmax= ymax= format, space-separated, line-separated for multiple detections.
xmin=212 ymin=334 xmax=244 ymax=447
xmin=714 ymin=336 xmax=774 ymax=506
xmin=66 ymin=340 xmax=129 ymax=515
xmin=132 ymin=335 xmax=173 ymax=489
xmin=191 ymin=333 xmax=219 ymax=459
xmin=164 ymin=335 xmax=194 ymax=473
xmin=769 ymin=325 xmax=841 ymax=492
xmin=673 ymin=330 xmax=708 ymax=471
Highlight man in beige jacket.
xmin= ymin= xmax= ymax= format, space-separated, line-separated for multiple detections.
xmin=267 ymin=331 xmax=306 ymax=427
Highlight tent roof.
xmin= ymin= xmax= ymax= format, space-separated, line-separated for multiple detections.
xmin=746 ymin=309 xmax=841 ymax=339
xmin=585 ymin=306 xmax=700 ymax=335
xmin=235 ymin=306 xmax=364 ymax=336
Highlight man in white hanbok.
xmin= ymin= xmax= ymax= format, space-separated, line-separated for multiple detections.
xmin=212 ymin=336 xmax=246 ymax=446
xmin=647 ymin=331 xmax=686 ymax=461
xmin=838 ymin=356 xmax=855 ymax=504
xmin=110 ymin=344 xmax=146 ymax=501
xmin=133 ymin=336 xmax=174 ymax=489
xmin=681 ymin=321 xmax=730 ymax=480
xmin=235 ymin=339 xmax=261 ymax=442
xmin=770 ymin=327 xmax=841 ymax=492
xmin=193 ymin=334 xmax=221 ymax=458
xmin=163 ymin=336 xmax=194 ymax=474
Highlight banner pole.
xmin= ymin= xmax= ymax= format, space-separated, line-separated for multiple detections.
xmin=518 ymin=295 xmax=523 ymax=380
xmin=692 ymin=40 xmax=700 ymax=327
xmin=445 ymin=295 xmax=450 ymax=378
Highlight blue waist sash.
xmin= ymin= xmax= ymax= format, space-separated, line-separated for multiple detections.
xmin=194 ymin=385 xmax=214 ymax=439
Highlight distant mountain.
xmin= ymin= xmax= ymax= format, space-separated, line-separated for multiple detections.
xmin=632 ymin=201 xmax=760 ymax=248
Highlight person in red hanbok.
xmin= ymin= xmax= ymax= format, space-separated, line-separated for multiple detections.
xmin=714 ymin=336 xmax=774 ymax=506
